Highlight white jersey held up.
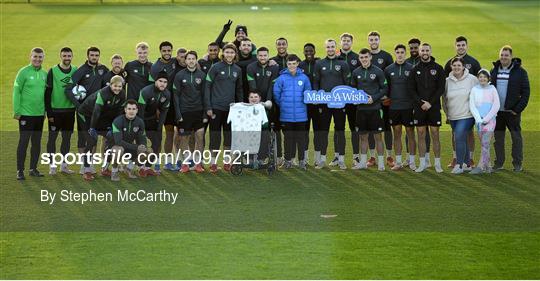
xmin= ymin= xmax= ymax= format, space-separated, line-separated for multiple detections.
xmin=227 ymin=103 xmax=268 ymax=154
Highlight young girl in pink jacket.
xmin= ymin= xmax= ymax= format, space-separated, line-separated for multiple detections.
xmin=469 ymin=69 xmax=500 ymax=174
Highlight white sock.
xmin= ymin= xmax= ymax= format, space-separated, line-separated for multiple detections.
xmin=370 ymin=149 xmax=375 ymax=157
xmin=386 ymin=149 xmax=393 ymax=158
xmin=112 ymin=167 xmax=119 ymax=172
xmin=452 ymin=151 xmax=456 ymax=158
xmin=353 ymin=154 xmax=359 ymax=159
xmin=334 ymin=152 xmax=339 ymax=158
xmin=435 ymin=157 xmax=441 ymax=166
xmin=166 ymin=154 xmax=173 ymax=165
xmin=304 ymin=150 xmax=309 ymax=160
xmin=127 ymin=162 xmax=135 ymax=170
xmin=338 ymin=155 xmax=344 ymax=162
xmin=409 ymin=155 xmax=416 ymax=165
xmin=378 ymin=155 xmax=384 ymax=165
xmin=425 ymin=152 xmax=431 ymax=159
xmin=321 ymin=155 xmax=327 ymax=162
xmin=314 ymin=151 xmax=321 ymax=162
xmin=210 ymin=156 xmax=216 ymax=165
xmin=360 ymin=154 xmax=367 ymax=163
xmin=61 ymin=162 xmax=68 ymax=169
xmin=419 ymin=157 xmax=426 ymax=167
xmin=396 ymin=155 xmax=402 ymax=165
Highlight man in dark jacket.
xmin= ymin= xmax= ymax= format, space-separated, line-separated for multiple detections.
xmin=215 ymin=20 xmax=256 ymax=55
xmin=236 ymin=37 xmax=257 ymax=100
xmin=299 ymin=43 xmax=319 ymax=164
xmin=407 ymin=43 xmax=445 ymax=173
xmin=491 ymin=45 xmax=530 ymax=172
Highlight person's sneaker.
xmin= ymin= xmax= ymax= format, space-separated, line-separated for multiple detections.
xmin=352 ymin=157 xmax=360 ymax=167
xmin=484 ymin=166 xmax=493 ymax=174
xmin=352 ymin=162 xmax=367 ymax=170
xmin=89 ymin=165 xmax=97 ymax=175
xmin=210 ymin=164 xmax=218 ymax=173
xmin=164 ymin=163 xmax=175 ymax=171
xmin=101 ymin=168 xmax=112 ymax=177
xmin=126 ymin=169 xmax=138 ymax=179
xmin=468 ymin=159 xmax=475 ymax=168
xmin=409 ymin=163 xmax=417 ymax=171
xmin=367 ymin=157 xmax=376 ymax=167
xmin=194 ymin=164 xmax=205 ymax=173
xmin=315 ymin=160 xmax=326 ymax=169
xmin=338 ymin=161 xmax=347 ymax=170
xmin=402 ymin=159 xmax=410 ymax=167
xmin=60 ymin=165 xmax=74 ymax=174
xmin=49 ymin=166 xmax=57 ymax=175
xmin=425 ymin=157 xmax=432 ymax=168
xmin=189 ymin=160 xmax=196 ymax=171
xmin=83 ymin=172 xmax=95 ymax=181
xmin=492 ymin=163 xmax=504 ymax=171
xmin=223 ymin=164 xmax=231 ymax=171
xmin=415 ymin=165 xmax=426 ymax=173
xmin=435 ymin=163 xmax=444 ymax=173
xmin=29 ymin=169 xmax=44 ymax=177
xmin=462 ymin=164 xmax=473 ymax=172
xmin=281 ymin=160 xmax=293 ymax=169
xmin=391 ymin=164 xmax=403 ymax=171
xmin=111 ymin=171 xmax=120 ymax=182
xmin=138 ymin=168 xmax=147 ymax=178
xmin=180 ymin=164 xmax=190 ymax=173
xmin=17 ymin=170 xmax=25 ymax=180
xmin=276 ymin=157 xmax=284 ymax=167
xmin=329 ymin=157 xmax=339 ymax=166
xmin=469 ymin=167 xmax=484 ymax=175
xmin=154 ymin=164 xmax=161 ymax=174
xmin=451 ymin=165 xmax=464 ymax=174
xmin=378 ymin=164 xmax=385 ymax=171
xmin=79 ymin=164 xmax=85 ymax=175
xmin=119 ymin=165 xmax=125 ymax=173
xmin=447 ymin=158 xmax=457 ymax=168
xmin=513 ymin=164 xmax=523 ymax=172
xmin=299 ymin=160 xmax=307 ymax=171
xmin=386 ymin=156 xmax=395 ymax=168
xmin=145 ymin=169 xmax=158 ymax=176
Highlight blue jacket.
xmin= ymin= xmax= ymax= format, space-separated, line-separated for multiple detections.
xmin=273 ymin=68 xmax=312 ymax=122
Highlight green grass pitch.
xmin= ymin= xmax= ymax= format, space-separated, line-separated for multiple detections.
xmin=1 ymin=1 xmax=539 ymax=279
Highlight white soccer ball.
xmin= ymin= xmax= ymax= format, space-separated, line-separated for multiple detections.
xmin=72 ymin=85 xmax=87 ymax=101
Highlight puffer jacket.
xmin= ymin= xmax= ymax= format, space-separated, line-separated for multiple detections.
xmin=273 ymin=68 xmax=311 ymax=122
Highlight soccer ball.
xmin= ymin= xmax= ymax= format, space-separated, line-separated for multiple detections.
xmin=72 ymin=85 xmax=87 ymax=101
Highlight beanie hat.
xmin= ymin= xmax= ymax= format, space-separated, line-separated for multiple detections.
xmin=235 ymin=25 xmax=248 ymax=36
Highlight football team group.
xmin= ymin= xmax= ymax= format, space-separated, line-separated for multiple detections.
xmin=12 ymin=20 xmax=530 ymax=181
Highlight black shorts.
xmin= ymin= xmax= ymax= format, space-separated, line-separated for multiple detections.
xmin=48 ymin=111 xmax=75 ymax=132
xmin=389 ymin=109 xmax=414 ymax=127
xmin=355 ymin=109 xmax=384 ymax=134
xmin=164 ymin=105 xmax=176 ymax=126
xmin=178 ymin=110 xmax=204 ymax=134
xmin=413 ymin=107 xmax=442 ymax=127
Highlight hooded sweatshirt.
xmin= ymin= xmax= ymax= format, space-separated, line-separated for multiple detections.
xmin=443 ymin=68 xmax=478 ymax=120
xmin=469 ymin=84 xmax=500 ymax=124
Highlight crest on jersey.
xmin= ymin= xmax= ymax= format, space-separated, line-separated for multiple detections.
xmin=351 ymin=59 xmax=358 ymax=66
xmin=107 ymin=100 xmax=111 ymax=104
xmin=151 ymin=97 xmax=155 ymax=102
xmin=404 ymin=70 xmax=410 ymax=76
xmin=253 ymin=108 xmax=259 ymax=115
xmin=220 ymin=71 xmax=225 ymax=75
xmin=417 ymin=71 xmax=421 ymax=75
xmin=160 ymin=96 xmax=166 ymax=103
xmin=298 ymin=80 xmax=303 ymax=86
xmin=322 ymin=67 xmax=327 ymax=71
xmin=391 ymin=72 xmax=395 ymax=76
xmin=232 ymin=72 xmax=238 ymax=78
xmin=256 ymin=73 xmax=260 ymax=77
xmin=266 ymin=71 xmax=272 ymax=77
xmin=172 ymin=64 xmax=176 ymax=69
xmin=98 ymin=69 xmax=104 ymax=75
xmin=123 ymin=128 xmax=127 ymax=131
xmin=377 ymin=58 xmax=384 ymax=65
xmin=430 ymin=69 xmax=437 ymax=75
xmin=134 ymin=69 xmax=138 ymax=73
xmin=133 ymin=126 xmax=139 ymax=132
xmin=182 ymin=79 xmax=187 ymax=83
xmin=20 ymin=120 xmax=26 ymax=126
xmin=195 ymin=78 xmax=202 ymax=84
xmin=465 ymin=64 xmax=472 ymax=69
xmin=370 ymin=73 xmax=376 ymax=80
xmin=335 ymin=65 xmax=341 ymax=71
xmin=85 ymin=74 xmax=90 ymax=78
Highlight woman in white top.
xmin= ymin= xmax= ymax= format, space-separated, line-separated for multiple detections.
xmin=443 ymin=57 xmax=478 ymax=174
xmin=469 ymin=69 xmax=500 ymax=174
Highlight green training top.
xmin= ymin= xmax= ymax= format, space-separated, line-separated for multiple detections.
xmin=13 ymin=64 xmax=47 ymax=116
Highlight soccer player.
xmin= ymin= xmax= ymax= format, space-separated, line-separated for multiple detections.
xmin=444 ymin=36 xmax=481 ymax=168
xmin=110 ymin=100 xmax=152 ymax=181
xmin=173 ymin=51 xmax=207 ymax=173
xmin=199 ymin=42 xmax=221 ymax=74
xmin=270 ymin=37 xmax=289 ymax=71
xmin=45 ymin=47 xmax=78 ymax=175
xmin=78 ymin=75 xmax=126 ymax=180
xmin=137 ymin=70 xmax=170 ymax=175
xmin=407 ymin=43 xmax=445 ymax=173
xmin=367 ymin=31 xmax=394 ymax=168
xmin=125 ymin=42 xmax=152 ymax=100
xmin=236 ymin=37 xmax=257 ymax=100
xmin=103 ymin=54 xmax=127 ymax=87
xmin=65 ymin=46 xmax=109 ymax=174
xmin=13 ymin=47 xmax=47 ymax=180
xmin=337 ymin=32 xmax=361 ymax=166
xmin=215 ymin=20 xmax=256 ymax=55
xmin=406 ymin=38 xmax=421 ymax=67
xmin=299 ymin=43 xmax=319 ymax=164
xmin=204 ymin=43 xmax=243 ymax=173
xmin=273 ymin=54 xmax=312 ymax=170
xmin=312 ymin=39 xmax=351 ymax=169
xmin=384 ymin=44 xmax=417 ymax=170
xmin=351 ymin=48 xmax=388 ymax=171
xmin=491 ymin=45 xmax=530 ymax=172
xmin=151 ymin=41 xmax=177 ymax=83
